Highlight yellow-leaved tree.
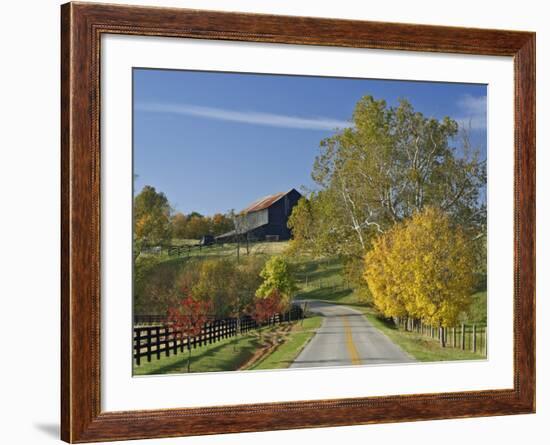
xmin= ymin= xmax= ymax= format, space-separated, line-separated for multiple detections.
xmin=256 ymin=256 xmax=297 ymax=310
xmin=364 ymin=207 xmax=476 ymax=346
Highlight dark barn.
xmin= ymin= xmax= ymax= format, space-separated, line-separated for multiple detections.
xmin=216 ymin=188 xmax=302 ymax=243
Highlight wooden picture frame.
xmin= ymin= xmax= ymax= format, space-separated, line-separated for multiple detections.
xmin=61 ymin=2 xmax=535 ymax=442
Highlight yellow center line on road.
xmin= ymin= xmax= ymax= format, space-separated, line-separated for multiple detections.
xmin=343 ymin=316 xmax=361 ymax=365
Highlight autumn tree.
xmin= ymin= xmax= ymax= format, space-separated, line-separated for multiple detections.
xmin=302 ymin=96 xmax=485 ymax=272
xmin=185 ymin=215 xmax=210 ymax=240
xmin=171 ymin=212 xmax=188 ymax=239
xmin=134 ymin=185 xmax=172 ymax=257
xmin=192 ymin=258 xmax=239 ymax=319
xmin=134 ymin=256 xmax=180 ymax=314
xmin=256 ymin=256 xmax=297 ymax=310
xmin=364 ymin=207 xmax=477 ymax=346
xmin=170 ymin=212 xmax=234 ymax=240
xmin=166 ymin=291 xmax=211 ymax=373
xmin=210 ymin=213 xmax=234 ymax=236
xmin=251 ymin=290 xmax=284 ymax=337
xmin=234 ymin=257 xmax=265 ymax=320
xmin=287 ymin=196 xmax=315 ymax=254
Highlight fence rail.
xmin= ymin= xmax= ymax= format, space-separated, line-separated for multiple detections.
xmin=140 ymin=240 xmax=248 ymax=258
xmin=134 ymin=305 xmax=304 ymax=366
xmin=141 ymin=243 xmax=213 ymax=257
xmin=397 ymin=318 xmax=487 ymax=355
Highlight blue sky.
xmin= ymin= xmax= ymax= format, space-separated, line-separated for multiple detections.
xmin=133 ymin=69 xmax=487 ymax=216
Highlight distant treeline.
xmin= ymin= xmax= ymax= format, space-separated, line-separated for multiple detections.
xmin=171 ymin=212 xmax=234 ymax=239
xmin=133 ymin=185 xmax=235 ymax=248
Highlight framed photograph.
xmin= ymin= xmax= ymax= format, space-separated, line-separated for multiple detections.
xmin=61 ymin=2 xmax=535 ymax=442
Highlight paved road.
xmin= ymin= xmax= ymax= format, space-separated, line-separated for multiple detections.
xmin=291 ymin=300 xmax=414 ymax=368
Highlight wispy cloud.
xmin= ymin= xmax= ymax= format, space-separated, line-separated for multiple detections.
xmin=455 ymin=94 xmax=487 ymax=130
xmin=136 ymin=102 xmax=351 ymax=131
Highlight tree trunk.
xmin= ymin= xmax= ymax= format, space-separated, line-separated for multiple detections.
xmin=187 ymin=347 xmax=191 ymax=373
xmin=439 ymin=326 xmax=446 ymax=347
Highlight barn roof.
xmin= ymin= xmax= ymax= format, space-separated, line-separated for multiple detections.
xmin=242 ymin=189 xmax=298 ymax=213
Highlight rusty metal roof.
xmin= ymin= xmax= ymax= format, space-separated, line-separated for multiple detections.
xmin=242 ymin=191 xmax=288 ymax=213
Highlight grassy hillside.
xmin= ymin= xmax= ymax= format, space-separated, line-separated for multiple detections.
xmin=462 ymin=291 xmax=487 ymax=325
xmin=134 ymin=240 xmax=291 ymax=314
xmin=292 ymin=257 xmax=357 ymax=304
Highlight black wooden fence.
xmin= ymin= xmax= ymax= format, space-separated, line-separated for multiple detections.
xmin=134 ymin=305 xmax=304 ymax=366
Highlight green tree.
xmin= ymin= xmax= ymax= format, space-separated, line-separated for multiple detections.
xmin=364 ymin=207 xmax=477 ymax=346
xmin=134 ymin=185 xmax=172 ymax=255
xmin=287 ymin=192 xmax=342 ymax=258
xmin=256 ymin=256 xmax=297 ymax=309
